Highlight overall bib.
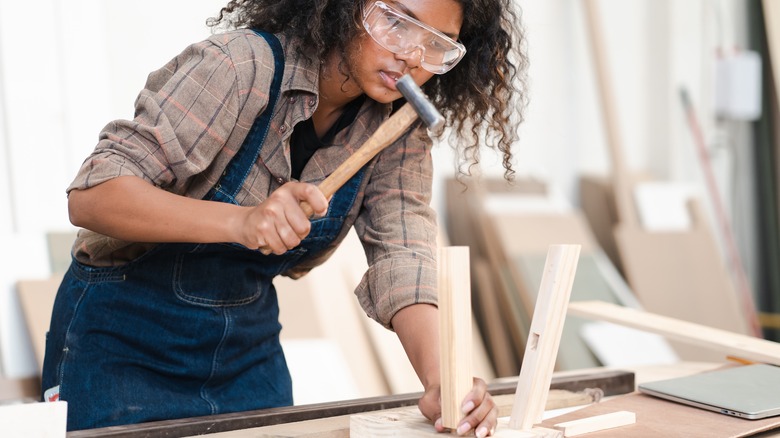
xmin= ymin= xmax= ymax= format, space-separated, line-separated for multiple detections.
xmin=41 ymin=31 xmax=367 ymax=431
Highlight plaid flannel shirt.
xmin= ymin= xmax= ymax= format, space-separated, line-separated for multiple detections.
xmin=67 ymin=29 xmax=439 ymax=327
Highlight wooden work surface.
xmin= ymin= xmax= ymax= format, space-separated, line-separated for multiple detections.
xmin=540 ymin=391 xmax=780 ymax=438
xmin=545 ymin=362 xmax=780 ymax=438
xmin=66 ymin=369 xmax=634 ymax=438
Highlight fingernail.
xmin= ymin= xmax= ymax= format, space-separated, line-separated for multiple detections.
xmin=457 ymin=423 xmax=470 ymax=435
xmin=461 ymin=400 xmax=475 ymax=413
xmin=435 ymin=418 xmax=442 ymax=429
xmin=476 ymin=426 xmax=489 ymax=438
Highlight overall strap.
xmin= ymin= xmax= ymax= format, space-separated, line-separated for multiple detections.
xmin=206 ymin=30 xmax=285 ymax=203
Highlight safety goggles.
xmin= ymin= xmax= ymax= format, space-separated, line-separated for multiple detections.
xmin=362 ymin=0 xmax=466 ymax=74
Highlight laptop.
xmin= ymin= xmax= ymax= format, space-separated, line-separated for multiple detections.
xmin=637 ymin=363 xmax=780 ymax=420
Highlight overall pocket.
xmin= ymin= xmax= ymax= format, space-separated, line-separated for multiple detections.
xmin=172 ymin=244 xmax=306 ymax=307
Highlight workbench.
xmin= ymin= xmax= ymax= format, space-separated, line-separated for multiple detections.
xmin=66 ymin=368 xmax=635 ymax=438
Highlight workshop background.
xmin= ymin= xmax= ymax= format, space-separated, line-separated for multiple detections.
xmin=0 ymin=0 xmax=774 ymax=405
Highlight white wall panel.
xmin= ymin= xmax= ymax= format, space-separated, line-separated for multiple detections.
xmin=0 ymin=0 xmax=224 ymax=378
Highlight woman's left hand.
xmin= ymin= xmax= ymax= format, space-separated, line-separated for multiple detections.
xmin=418 ymin=377 xmax=497 ymax=437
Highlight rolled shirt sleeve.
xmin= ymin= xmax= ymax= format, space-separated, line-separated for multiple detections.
xmin=353 ymin=122 xmax=439 ymax=329
xmin=67 ymin=31 xmax=276 ymax=199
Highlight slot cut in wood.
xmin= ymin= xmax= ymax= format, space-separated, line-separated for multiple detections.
xmin=509 ymin=244 xmax=582 ymax=430
xmin=350 ymin=244 xmax=582 ymax=437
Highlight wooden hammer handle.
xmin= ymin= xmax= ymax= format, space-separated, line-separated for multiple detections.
xmin=301 ymin=102 xmax=419 ymax=217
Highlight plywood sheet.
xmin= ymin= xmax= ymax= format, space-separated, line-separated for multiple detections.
xmin=614 ymin=218 xmax=752 ymax=362
xmin=16 ymin=275 xmax=62 ymax=372
xmin=540 ymin=392 xmax=780 ymax=438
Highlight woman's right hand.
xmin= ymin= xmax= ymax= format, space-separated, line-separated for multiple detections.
xmin=67 ymin=176 xmax=327 ymax=252
xmin=237 ymin=181 xmax=329 ymax=255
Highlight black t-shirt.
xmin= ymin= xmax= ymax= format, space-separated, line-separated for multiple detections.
xmin=289 ymin=95 xmax=367 ymax=180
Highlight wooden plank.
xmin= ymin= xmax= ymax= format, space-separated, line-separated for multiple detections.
xmin=438 ymin=246 xmax=472 ymax=428
xmin=445 ymin=177 xmax=521 ymax=374
xmin=509 ymin=245 xmax=581 ymax=430
xmin=552 ymin=411 xmax=635 ymax=437
xmin=760 ymin=0 xmax=780 ymax=343
xmin=0 ymin=375 xmax=39 ymax=403
xmin=568 ymin=301 xmax=780 ymax=365
xmin=764 ymin=0 xmax=780 ymax=112
xmin=274 ymin=230 xmax=390 ymax=401
xmin=444 ymin=178 xmax=518 ymax=376
xmin=16 ymin=275 xmax=63 ymax=371
xmin=479 ymin=180 xmax=619 ymax=372
xmin=473 ymin=257 xmax=519 ymax=377
xmin=581 ymin=0 xmax=636 ymax=228
xmin=470 ymin=183 xmax=532 ymax=368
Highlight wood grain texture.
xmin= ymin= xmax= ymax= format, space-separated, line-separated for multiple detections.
xmin=438 ymin=246 xmax=473 ymax=428
xmin=540 ymin=392 xmax=780 ymax=438
xmin=552 ymin=411 xmax=635 ymax=436
xmin=581 ymin=0 xmax=636 ymax=228
xmin=509 ymin=245 xmax=581 ymax=430
xmin=349 ymin=390 xmax=592 ymax=438
xmin=568 ymin=300 xmax=780 ymax=364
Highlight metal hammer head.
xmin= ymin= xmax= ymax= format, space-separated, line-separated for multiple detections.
xmin=396 ymin=74 xmax=445 ymax=137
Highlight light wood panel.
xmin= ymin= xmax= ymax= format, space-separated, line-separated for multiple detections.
xmin=437 ymin=246 xmax=472 ymax=428
xmin=509 ymin=245 xmax=581 ymax=430
xmin=568 ymin=301 xmax=780 ymax=365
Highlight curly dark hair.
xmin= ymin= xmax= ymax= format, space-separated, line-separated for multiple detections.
xmin=207 ymin=0 xmax=528 ymax=180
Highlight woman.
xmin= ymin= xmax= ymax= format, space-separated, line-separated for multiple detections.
xmin=42 ymin=0 xmax=526 ymax=434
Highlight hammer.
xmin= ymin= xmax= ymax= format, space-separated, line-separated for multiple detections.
xmin=300 ymin=74 xmax=444 ymax=217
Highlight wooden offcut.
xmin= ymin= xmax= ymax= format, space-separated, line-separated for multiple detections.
xmin=438 ymin=246 xmax=473 ymax=429
xmin=509 ymin=245 xmax=582 ymax=430
xmin=552 ymin=411 xmax=635 ymax=437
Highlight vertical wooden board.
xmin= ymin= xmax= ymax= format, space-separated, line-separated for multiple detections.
xmin=338 ymin=231 xmax=423 ymax=395
xmin=763 ymin=0 xmax=780 ymax=110
xmin=516 ymin=253 xmax=626 ymax=370
xmin=510 ymin=245 xmax=581 ymax=430
xmin=444 ymin=178 xmax=526 ymax=374
xmin=0 ymin=375 xmax=39 ymax=403
xmin=438 ymin=246 xmax=472 ymax=429
xmin=473 ymin=258 xmax=520 ymax=377
xmin=276 ymin=230 xmax=390 ymax=399
xmin=614 ymin=223 xmax=752 ymax=361
xmin=476 ymin=206 xmax=531 ymax=366
xmin=16 ymin=276 xmax=63 ymax=372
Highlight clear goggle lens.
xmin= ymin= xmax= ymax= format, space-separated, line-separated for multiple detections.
xmin=362 ymin=0 xmax=466 ymax=74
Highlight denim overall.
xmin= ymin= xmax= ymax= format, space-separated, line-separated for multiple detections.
xmin=41 ymin=31 xmax=367 ymax=431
